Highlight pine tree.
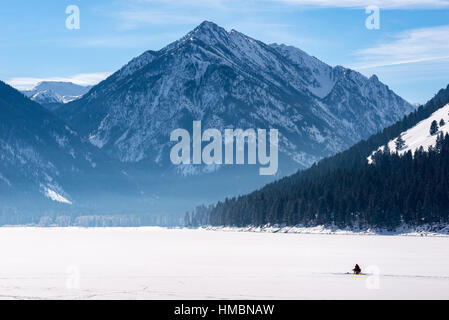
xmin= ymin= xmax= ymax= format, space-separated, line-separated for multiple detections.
xmin=430 ymin=120 xmax=439 ymax=135
xmin=440 ymin=118 xmax=446 ymax=126
xmin=395 ymin=135 xmax=405 ymax=150
xmin=207 ymin=134 xmax=449 ymax=230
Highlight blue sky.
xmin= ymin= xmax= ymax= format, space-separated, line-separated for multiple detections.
xmin=1 ymin=0 xmax=448 ymax=103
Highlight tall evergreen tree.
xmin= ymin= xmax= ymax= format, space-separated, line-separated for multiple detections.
xmin=395 ymin=135 xmax=405 ymax=150
xmin=430 ymin=120 xmax=439 ymax=135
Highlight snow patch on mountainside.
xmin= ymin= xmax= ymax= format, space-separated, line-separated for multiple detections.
xmin=368 ymin=103 xmax=449 ymax=163
xmin=270 ymin=43 xmax=337 ymax=99
xmin=45 ymin=188 xmax=72 ymax=204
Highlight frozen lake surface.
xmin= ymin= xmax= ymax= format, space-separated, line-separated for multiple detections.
xmin=0 ymin=227 xmax=448 ymax=299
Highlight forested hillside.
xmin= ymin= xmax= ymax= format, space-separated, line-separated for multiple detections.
xmin=186 ymin=85 xmax=449 ymax=229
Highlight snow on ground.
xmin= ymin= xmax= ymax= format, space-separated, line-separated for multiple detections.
xmin=0 ymin=227 xmax=448 ymax=300
xmin=205 ymin=223 xmax=449 ymax=236
xmin=368 ymin=103 xmax=449 ymax=163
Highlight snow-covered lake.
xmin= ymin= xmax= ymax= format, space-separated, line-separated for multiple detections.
xmin=0 ymin=227 xmax=448 ymax=299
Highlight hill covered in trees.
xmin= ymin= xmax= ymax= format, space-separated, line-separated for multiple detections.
xmin=186 ymin=85 xmax=449 ymax=230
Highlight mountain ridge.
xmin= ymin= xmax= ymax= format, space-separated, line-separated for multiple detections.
xmin=22 ymin=81 xmax=92 ymax=110
xmin=0 ymin=80 xmax=139 ymax=215
xmin=58 ymin=21 xmax=413 ymax=173
xmin=194 ymin=84 xmax=449 ymax=229
xmin=0 ymin=21 xmax=418 ymax=217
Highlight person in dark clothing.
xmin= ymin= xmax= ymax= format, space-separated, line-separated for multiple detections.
xmin=353 ymin=264 xmax=362 ymax=274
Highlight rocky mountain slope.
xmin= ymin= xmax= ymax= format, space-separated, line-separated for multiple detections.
xmin=58 ymin=21 xmax=414 ymax=176
xmin=0 ymin=81 xmax=136 ymax=215
xmin=1 ymin=21 xmax=417 ymax=217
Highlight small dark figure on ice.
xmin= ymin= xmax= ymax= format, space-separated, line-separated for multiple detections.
xmin=353 ymin=264 xmax=361 ymax=274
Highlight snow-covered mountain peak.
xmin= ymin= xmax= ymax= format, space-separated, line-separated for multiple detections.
xmin=113 ymin=22 xmax=355 ymax=101
xmin=32 ymin=81 xmax=91 ymax=97
xmin=59 ymin=21 xmax=414 ymax=172
xmin=194 ymin=20 xmax=226 ymax=37
xmin=22 ymin=81 xmax=92 ymax=106
xmin=162 ymin=21 xmax=230 ymax=52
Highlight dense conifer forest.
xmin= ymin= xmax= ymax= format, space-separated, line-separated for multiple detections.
xmin=185 ymin=85 xmax=449 ymax=229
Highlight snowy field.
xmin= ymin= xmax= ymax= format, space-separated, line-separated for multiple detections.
xmin=0 ymin=227 xmax=448 ymax=300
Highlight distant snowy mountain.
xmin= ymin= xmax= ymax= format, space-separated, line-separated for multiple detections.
xmin=369 ymin=103 xmax=449 ymax=162
xmin=2 ymin=21 xmax=417 ymax=215
xmin=58 ymin=21 xmax=414 ymax=178
xmin=0 ymin=81 xmax=137 ymax=214
xmin=22 ymin=81 xmax=92 ymax=108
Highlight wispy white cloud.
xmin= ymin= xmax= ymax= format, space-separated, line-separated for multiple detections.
xmin=117 ymin=10 xmax=203 ymax=30
xmin=111 ymin=0 xmax=265 ymax=30
xmin=127 ymin=0 xmax=449 ymax=10
xmin=68 ymin=33 xmax=184 ymax=48
xmin=277 ymin=0 xmax=449 ymax=9
xmin=6 ymin=72 xmax=111 ymax=90
xmin=110 ymin=0 xmax=449 ymax=34
xmin=130 ymin=0 xmax=231 ymax=9
xmin=353 ymin=25 xmax=449 ymax=69
xmin=112 ymin=0 xmax=229 ymax=30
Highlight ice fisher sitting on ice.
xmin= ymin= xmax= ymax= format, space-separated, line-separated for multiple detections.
xmin=353 ymin=264 xmax=361 ymax=275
